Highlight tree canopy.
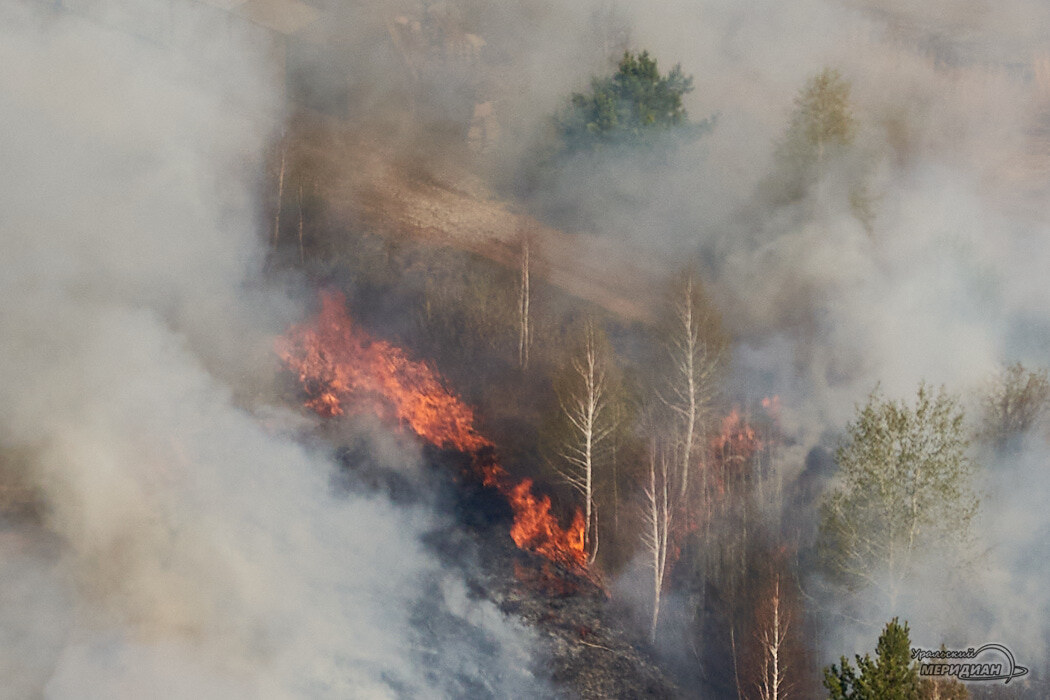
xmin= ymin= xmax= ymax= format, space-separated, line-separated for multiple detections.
xmin=824 ymin=619 xmax=970 ymax=700
xmin=557 ymin=50 xmax=702 ymax=152
xmin=818 ymin=384 xmax=979 ymax=605
xmin=781 ymin=68 xmax=856 ymax=169
xmin=824 ymin=618 xmax=921 ymax=700
xmin=976 ymin=361 xmax=1050 ymax=452
xmin=766 ymin=67 xmax=873 ymax=228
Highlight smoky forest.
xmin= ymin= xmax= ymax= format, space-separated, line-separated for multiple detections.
xmin=3 ymin=0 xmax=1050 ymax=698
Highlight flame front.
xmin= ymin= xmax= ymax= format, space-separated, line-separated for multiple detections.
xmin=277 ymin=290 xmax=586 ymax=569
xmin=710 ymin=408 xmax=760 ymax=466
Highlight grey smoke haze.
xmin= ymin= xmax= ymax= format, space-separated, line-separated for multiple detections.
xmin=281 ymin=0 xmax=1050 ymax=680
xmin=451 ymin=0 xmax=1050 ymax=675
xmin=0 ymin=3 xmax=539 ymax=698
xmin=618 ymin=0 xmax=1050 ymax=674
xmin=9 ymin=0 xmax=1050 ymax=693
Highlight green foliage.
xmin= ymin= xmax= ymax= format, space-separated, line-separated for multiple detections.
xmin=920 ymin=673 xmax=970 ymax=700
xmin=824 ymin=618 xmax=922 ymax=699
xmin=767 ymin=67 xmax=873 ymax=228
xmin=824 ymin=620 xmax=970 ymax=700
xmin=558 ymin=50 xmax=703 ymax=152
xmin=819 ymin=384 xmax=979 ymax=603
xmin=977 ymin=361 xmax=1050 ymax=452
xmin=782 ymin=68 xmax=856 ymax=165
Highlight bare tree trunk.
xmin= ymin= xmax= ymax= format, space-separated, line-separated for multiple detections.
xmin=730 ymin=626 xmax=744 ymax=700
xmin=663 ymin=274 xmax=721 ymax=510
xmin=518 ymin=234 xmax=531 ymax=370
xmin=272 ymin=138 xmax=286 ymax=252
xmin=679 ymin=277 xmax=697 ymax=502
xmin=590 ymin=501 xmax=599 ymax=562
xmin=757 ymin=575 xmax=789 ymax=700
xmin=611 ymin=401 xmax=620 ymax=536
xmin=384 ymin=16 xmax=418 ymax=118
xmin=556 ymin=323 xmax=614 ymax=564
xmin=644 ymin=440 xmax=672 ymax=643
xmin=297 ymin=178 xmax=305 ymax=265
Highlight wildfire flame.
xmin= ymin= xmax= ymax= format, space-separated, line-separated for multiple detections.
xmin=276 ymin=290 xmax=586 ymax=569
xmin=710 ymin=408 xmax=760 ymax=466
xmin=760 ymin=394 xmax=781 ymax=426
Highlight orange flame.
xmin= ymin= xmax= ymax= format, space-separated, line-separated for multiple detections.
xmin=710 ymin=408 xmax=760 ymax=465
xmin=277 ymin=290 xmax=586 ymax=569
xmin=760 ymin=395 xmax=781 ymax=425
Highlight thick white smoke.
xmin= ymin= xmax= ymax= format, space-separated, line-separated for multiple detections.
xmin=12 ymin=0 xmax=1049 ymax=691
xmin=0 ymin=3 xmax=538 ymax=698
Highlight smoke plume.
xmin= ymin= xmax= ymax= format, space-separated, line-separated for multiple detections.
xmin=0 ymin=3 xmax=540 ymax=697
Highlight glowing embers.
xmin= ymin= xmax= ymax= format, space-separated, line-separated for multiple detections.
xmin=278 ymin=290 xmax=586 ymax=569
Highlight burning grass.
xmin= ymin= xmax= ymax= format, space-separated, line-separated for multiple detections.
xmin=277 ymin=290 xmax=586 ymax=570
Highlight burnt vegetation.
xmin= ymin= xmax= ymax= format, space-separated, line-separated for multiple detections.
xmin=251 ymin=6 xmax=1050 ymax=699
xmin=11 ymin=0 xmax=1050 ymax=696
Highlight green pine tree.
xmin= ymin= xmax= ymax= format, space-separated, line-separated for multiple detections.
xmin=824 ymin=618 xmax=922 ymax=699
xmin=824 ymin=619 xmax=969 ymax=700
xmin=558 ymin=50 xmax=705 ymax=152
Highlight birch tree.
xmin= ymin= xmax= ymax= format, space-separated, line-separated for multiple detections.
xmin=517 ymin=232 xmax=532 ymax=370
xmin=755 ymin=575 xmax=791 ymax=700
xmin=661 ymin=271 xmax=725 ymax=503
xmin=554 ymin=322 xmax=617 ymax=562
xmin=296 ymin=178 xmax=305 ymax=265
xmin=780 ymin=68 xmax=855 ymax=174
xmin=272 ymin=135 xmax=287 ymax=252
xmin=643 ymin=438 xmax=673 ymax=643
xmin=767 ymin=68 xmax=873 ymax=229
xmin=818 ymin=384 xmax=979 ymax=607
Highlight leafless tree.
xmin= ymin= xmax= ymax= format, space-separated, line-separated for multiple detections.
xmin=643 ymin=438 xmax=673 ymax=643
xmin=272 ymin=136 xmax=286 ymax=252
xmin=517 ymin=232 xmax=532 ymax=369
xmin=297 ymin=178 xmax=305 ymax=265
xmin=978 ymin=361 xmax=1050 ymax=451
xmin=556 ymin=323 xmax=615 ymax=562
xmin=755 ymin=575 xmax=791 ymax=700
xmin=662 ymin=272 xmax=724 ymax=503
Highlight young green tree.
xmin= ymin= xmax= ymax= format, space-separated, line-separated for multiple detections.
xmin=818 ymin=384 xmax=979 ymax=607
xmin=768 ymin=68 xmax=872 ymax=228
xmin=558 ymin=50 xmax=702 ymax=152
xmin=824 ymin=618 xmax=921 ymax=700
xmin=781 ymin=68 xmax=856 ymax=174
xmin=824 ymin=619 xmax=969 ymax=700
